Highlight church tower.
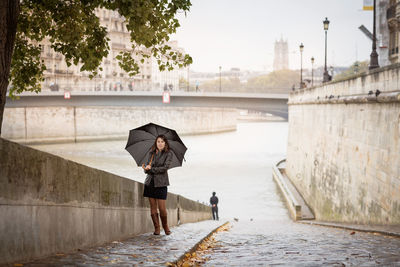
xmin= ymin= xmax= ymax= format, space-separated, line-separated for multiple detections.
xmin=273 ymin=37 xmax=289 ymax=70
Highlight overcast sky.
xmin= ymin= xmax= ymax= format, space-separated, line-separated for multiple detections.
xmin=171 ymin=0 xmax=373 ymax=72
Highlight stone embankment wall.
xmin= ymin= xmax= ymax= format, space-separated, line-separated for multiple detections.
xmin=0 ymin=138 xmax=211 ymax=264
xmin=1 ymin=106 xmax=237 ymax=144
xmin=286 ymin=63 xmax=400 ymax=225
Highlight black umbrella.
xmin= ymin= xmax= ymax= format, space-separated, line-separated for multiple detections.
xmin=125 ymin=123 xmax=187 ymax=169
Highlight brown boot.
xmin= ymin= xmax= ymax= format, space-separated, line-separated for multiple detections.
xmin=160 ymin=214 xmax=171 ymax=235
xmin=150 ymin=213 xmax=160 ymax=235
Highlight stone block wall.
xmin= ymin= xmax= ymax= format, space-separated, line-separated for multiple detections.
xmin=0 ymin=138 xmax=211 ymax=264
xmin=286 ymin=63 xmax=400 ymax=225
xmin=1 ymin=106 xmax=238 ymax=144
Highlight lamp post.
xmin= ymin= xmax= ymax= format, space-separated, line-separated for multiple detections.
xmin=54 ymin=64 xmax=58 ymax=85
xmin=187 ymin=65 xmax=190 ymax=91
xmin=300 ymin=43 xmax=304 ymax=88
xmin=311 ymin=57 xmax=315 ymax=87
xmin=369 ymin=0 xmax=379 ymax=70
xmin=323 ymin=17 xmax=330 ymax=83
xmin=219 ymin=66 xmax=222 ymax=93
xmin=354 ymin=61 xmax=359 ymax=74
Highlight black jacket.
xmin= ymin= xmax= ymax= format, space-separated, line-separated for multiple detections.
xmin=210 ymin=196 xmax=218 ymax=206
xmin=144 ymin=150 xmax=173 ymax=187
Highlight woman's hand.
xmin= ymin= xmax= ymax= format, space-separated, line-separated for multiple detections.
xmin=142 ymin=164 xmax=151 ymax=170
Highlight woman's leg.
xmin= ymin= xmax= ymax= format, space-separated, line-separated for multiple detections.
xmin=149 ymin=198 xmax=160 ymax=235
xmin=149 ymin=198 xmax=158 ymax=214
xmin=157 ymin=199 xmax=171 ymax=235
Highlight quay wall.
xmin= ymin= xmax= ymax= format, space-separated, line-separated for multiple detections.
xmin=0 ymin=138 xmax=212 ymax=264
xmin=286 ymin=63 xmax=400 ymax=224
xmin=1 ymin=106 xmax=237 ymax=144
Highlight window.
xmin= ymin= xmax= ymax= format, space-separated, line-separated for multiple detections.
xmin=390 ymin=30 xmax=399 ymax=55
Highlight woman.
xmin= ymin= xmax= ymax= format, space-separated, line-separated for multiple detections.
xmin=142 ymin=135 xmax=173 ymax=235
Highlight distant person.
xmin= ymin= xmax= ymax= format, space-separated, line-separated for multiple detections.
xmin=210 ymin=192 xmax=219 ymax=220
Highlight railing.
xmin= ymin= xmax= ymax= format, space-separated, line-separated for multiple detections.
xmin=112 ymin=43 xmax=125 ymax=49
xmin=54 ymin=70 xmax=74 ymax=75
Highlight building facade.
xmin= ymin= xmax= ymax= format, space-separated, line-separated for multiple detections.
xmin=151 ymin=40 xmax=188 ymax=92
xmin=40 ymin=9 xmax=185 ymax=93
xmin=376 ymin=0 xmax=390 ymax=66
xmin=386 ymin=0 xmax=400 ymax=64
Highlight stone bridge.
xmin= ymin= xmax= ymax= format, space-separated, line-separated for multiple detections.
xmin=5 ymin=91 xmax=289 ymax=119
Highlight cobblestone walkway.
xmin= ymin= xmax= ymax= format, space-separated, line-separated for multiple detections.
xmin=23 ymin=220 xmax=223 ymax=267
xmin=205 ymin=219 xmax=400 ymax=267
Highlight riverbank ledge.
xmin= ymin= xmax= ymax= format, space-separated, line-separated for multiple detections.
xmin=0 ymin=137 xmax=212 ymax=264
xmin=1 ymin=106 xmax=237 ymax=144
xmin=286 ymin=63 xmax=400 ymax=225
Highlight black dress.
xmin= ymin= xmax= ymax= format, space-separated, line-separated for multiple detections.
xmin=143 ymin=176 xmax=168 ymax=200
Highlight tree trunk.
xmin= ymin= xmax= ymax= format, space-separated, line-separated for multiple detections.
xmin=0 ymin=0 xmax=19 ymax=136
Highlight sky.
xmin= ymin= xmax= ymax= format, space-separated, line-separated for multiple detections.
xmin=171 ymin=0 xmax=374 ymax=72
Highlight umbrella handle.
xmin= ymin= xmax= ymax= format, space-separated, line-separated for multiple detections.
xmin=149 ymin=154 xmax=154 ymax=165
xmin=143 ymin=154 xmax=154 ymax=169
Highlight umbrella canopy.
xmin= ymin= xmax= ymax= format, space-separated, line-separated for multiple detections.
xmin=125 ymin=123 xmax=187 ymax=169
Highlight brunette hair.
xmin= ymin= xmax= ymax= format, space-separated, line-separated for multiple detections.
xmin=151 ymin=134 xmax=170 ymax=152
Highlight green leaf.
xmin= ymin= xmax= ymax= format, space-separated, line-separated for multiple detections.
xmin=9 ymin=0 xmax=193 ymax=95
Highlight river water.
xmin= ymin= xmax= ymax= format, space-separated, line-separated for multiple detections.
xmin=30 ymin=122 xmax=289 ymax=221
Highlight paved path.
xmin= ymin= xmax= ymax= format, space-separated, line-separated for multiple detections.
xmin=23 ymin=220 xmax=223 ymax=266
xmin=204 ymin=219 xmax=400 ymax=266
xmin=300 ymin=221 xmax=400 ymax=238
xmin=26 ymin=123 xmax=400 ymax=266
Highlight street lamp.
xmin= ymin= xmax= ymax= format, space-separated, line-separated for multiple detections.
xmin=219 ymin=66 xmax=222 ymax=93
xmin=323 ymin=17 xmax=331 ymax=83
xmin=369 ymin=0 xmax=379 ymax=70
xmin=299 ymin=43 xmax=304 ymax=88
xmin=311 ymin=57 xmax=315 ymax=87
xmin=54 ymin=64 xmax=57 ymax=85
xmin=187 ymin=65 xmax=190 ymax=91
xmin=354 ymin=61 xmax=359 ymax=74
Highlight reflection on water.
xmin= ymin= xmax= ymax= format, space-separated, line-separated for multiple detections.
xmin=30 ymin=122 xmax=289 ymax=221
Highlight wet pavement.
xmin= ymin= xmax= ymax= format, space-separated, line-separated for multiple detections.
xmin=205 ymin=219 xmax=400 ymax=266
xmin=300 ymin=221 xmax=400 ymax=238
xmin=30 ymin=122 xmax=400 ymax=266
xmin=23 ymin=220 xmax=223 ymax=266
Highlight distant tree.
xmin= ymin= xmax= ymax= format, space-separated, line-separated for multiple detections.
xmin=200 ymin=77 xmax=242 ymax=92
xmin=246 ymin=69 xmax=299 ymax=93
xmin=0 ymin=0 xmax=192 ymax=135
xmin=333 ymin=60 xmax=369 ymax=81
xmin=179 ymin=77 xmax=189 ymax=91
